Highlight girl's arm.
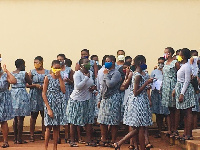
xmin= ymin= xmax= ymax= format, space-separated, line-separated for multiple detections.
xmin=134 ymin=75 xmax=153 ymax=96
xmin=104 ymin=71 xmax=121 ymax=88
xmin=65 ymin=69 xmax=74 ymax=85
xmin=2 ymin=65 xmax=17 ymax=84
xmin=120 ymin=71 xmax=133 ymax=91
xmin=75 ymin=62 xmax=80 ymax=71
xmin=93 ymin=62 xmax=98 ymax=78
xmin=42 ymin=76 xmax=53 ymax=118
xmin=74 ymin=72 xmax=89 ymax=90
xmin=25 ymin=72 xmax=32 ymax=85
xmin=175 ymin=62 xmax=180 ymax=71
xmin=26 ymin=71 xmax=41 ymax=88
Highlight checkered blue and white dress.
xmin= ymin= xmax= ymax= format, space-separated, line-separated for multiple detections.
xmin=29 ymin=69 xmax=49 ymax=112
xmin=0 ymin=73 xmax=14 ymax=122
xmin=44 ymin=74 xmax=67 ymax=126
xmin=11 ymin=71 xmax=30 ymax=116
xmin=123 ymin=72 xmax=153 ymax=127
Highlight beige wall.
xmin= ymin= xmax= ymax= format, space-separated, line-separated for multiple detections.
xmin=0 ymin=0 xmax=200 ymax=126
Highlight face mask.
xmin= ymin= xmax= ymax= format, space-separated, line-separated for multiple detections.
xmin=123 ymin=69 xmax=126 ymax=74
xmin=0 ymin=58 xmax=2 ymax=63
xmin=164 ymin=53 xmax=168 ymax=60
xmin=83 ymin=63 xmax=91 ymax=70
xmin=95 ymin=61 xmax=99 ymax=65
xmin=118 ymin=55 xmax=125 ymax=61
xmin=140 ymin=64 xmax=147 ymax=70
xmin=34 ymin=63 xmax=42 ymax=69
xmin=82 ymin=56 xmax=89 ymax=59
xmin=60 ymin=61 xmax=65 ymax=66
xmin=158 ymin=63 xmax=164 ymax=69
xmin=105 ymin=62 xmax=113 ymax=69
xmin=177 ymin=55 xmax=183 ymax=62
xmin=51 ymin=68 xmax=61 ymax=74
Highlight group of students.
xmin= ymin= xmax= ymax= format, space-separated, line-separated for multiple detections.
xmin=0 ymin=48 xmax=199 ymax=150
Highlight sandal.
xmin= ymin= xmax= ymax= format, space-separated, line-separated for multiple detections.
xmin=70 ymin=142 xmax=79 ymax=147
xmin=30 ymin=136 xmax=35 ymax=142
xmin=13 ymin=139 xmax=17 ymax=144
xmin=128 ymin=145 xmax=135 ymax=150
xmin=170 ymin=130 xmax=179 ymax=138
xmin=65 ymin=138 xmax=71 ymax=143
xmin=78 ymin=139 xmax=86 ymax=144
xmin=113 ymin=142 xmax=120 ymax=150
xmin=17 ymin=140 xmax=28 ymax=144
xmin=85 ymin=141 xmax=97 ymax=147
xmin=1 ymin=142 xmax=9 ymax=148
xmin=99 ymin=141 xmax=108 ymax=147
xmin=146 ymin=143 xmax=153 ymax=148
xmin=181 ymin=136 xmax=194 ymax=141
xmin=40 ymin=136 xmax=45 ymax=140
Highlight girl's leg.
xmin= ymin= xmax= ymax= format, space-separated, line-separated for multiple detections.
xmin=1 ymin=121 xmax=9 ymax=143
xmin=156 ymin=114 xmax=164 ymax=136
xmin=138 ymin=126 xmax=145 ymax=150
xmin=144 ymin=127 xmax=151 ymax=147
xmin=57 ymin=126 xmax=61 ymax=144
xmin=85 ymin=124 xmax=94 ymax=143
xmin=30 ymin=112 xmax=39 ymax=141
xmin=45 ymin=126 xmax=51 ymax=150
xmin=17 ymin=116 xmax=25 ymax=142
xmin=13 ymin=117 xmax=18 ymax=142
xmin=40 ymin=111 xmax=45 ymax=139
xmin=77 ymin=126 xmax=83 ymax=142
xmin=166 ymin=115 xmax=171 ymax=134
xmin=64 ymin=124 xmax=70 ymax=142
xmin=186 ymin=108 xmax=193 ymax=137
xmin=115 ymin=127 xmax=138 ymax=147
xmin=70 ymin=124 xmax=76 ymax=143
xmin=111 ymin=125 xmax=118 ymax=143
xmin=53 ymin=126 xmax=59 ymax=150
xmin=192 ymin=112 xmax=198 ymax=129
xmin=100 ymin=124 xmax=108 ymax=142
xmin=169 ymin=107 xmax=175 ymax=132
xmin=175 ymin=108 xmax=180 ymax=132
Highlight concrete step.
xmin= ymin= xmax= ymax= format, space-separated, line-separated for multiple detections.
xmin=161 ymin=129 xmax=200 ymax=150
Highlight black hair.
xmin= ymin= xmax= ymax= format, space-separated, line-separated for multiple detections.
xmin=125 ymin=56 xmax=132 ymax=62
xmin=123 ymin=61 xmax=131 ymax=66
xmin=79 ymin=58 xmax=88 ymax=65
xmin=57 ymin=54 xmax=66 ymax=59
xmin=165 ymin=47 xmax=175 ymax=55
xmin=81 ymin=49 xmax=90 ymax=54
xmin=107 ymin=55 xmax=116 ymax=63
xmin=134 ymin=55 xmax=146 ymax=66
xmin=176 ymin=49 xmax=181 ymax=55
xmin=158 ymin=57 xmax=165 ymax=61
xmin=90 ymin=55 xmax=98 ymax=60
xmin=65 ymin=58 xmax=72 ymax=67
xmin=51 ymin=60 xmax=61 ymax=67
xmin=102 ymin=55 xmax=109 ymax=65
xmin=34 ymin=56 xmax=43 ymax=62
xmin=15 ymin=59 xmax=25 ymax=68
xmin=191 ymin=50 xmax=198 ymax=56
xmin=117 ymin=50 xmax=125 ymax=55
xmin=181 ymin=48 xmax=191 ymax=60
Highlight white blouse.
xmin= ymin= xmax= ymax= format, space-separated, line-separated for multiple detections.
xmin=177 ymin=62 xmax=191 ymax=95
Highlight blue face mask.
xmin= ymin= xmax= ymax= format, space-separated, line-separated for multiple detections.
xmin=82 ymin=56 xmax=89 ymax=59
xmin=140 ymin=64 xmax=147 ymax=70
xmin=105 ymin=62 xmax=113 ymax=69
